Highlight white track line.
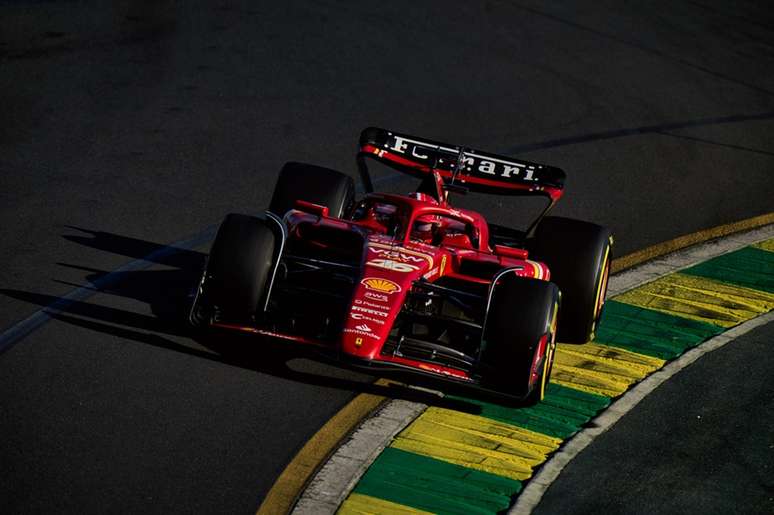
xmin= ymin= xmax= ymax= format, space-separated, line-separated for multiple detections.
xmin=293 ymin=399 xmax=428 ymax=514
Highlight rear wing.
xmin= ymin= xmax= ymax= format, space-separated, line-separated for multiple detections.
xmin=357 ymin=127 xmax=566 ymax=201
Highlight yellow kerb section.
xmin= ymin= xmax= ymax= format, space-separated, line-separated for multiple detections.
xmin=611 ymin=212 xmax=774 ymax=272
xmin=549 ymin=342 xmax=666 ymax=397
xmin=390 ymin=407 xmax=562 ymax=481
xmin=338 ymin=493 xmax=434 ymax=515
xmin=613 ymin=273 xmax=774 ymax=328
xmin=753 ymin=239 xmax=774 ymax=252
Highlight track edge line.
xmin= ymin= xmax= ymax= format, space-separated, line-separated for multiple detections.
xmin=611 ymin=212 xmax=773 ymax=273
xmin=256 ymin=382 xmax=390 ymax=515
xmin=508 ymin=310 xmax=774 ymax=514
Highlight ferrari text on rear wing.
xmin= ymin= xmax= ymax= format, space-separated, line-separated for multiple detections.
xmin=358 ymin=127 xmax=566 ymax=200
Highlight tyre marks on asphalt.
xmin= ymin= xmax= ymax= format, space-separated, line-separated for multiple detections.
xmin=335 ymin=237 xmax=774 ymax=515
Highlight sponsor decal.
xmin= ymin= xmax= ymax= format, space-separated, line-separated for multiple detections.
xmin=370 ymin=235 xmax=395 ymax=245
xmin=352 ymin=305 xmax=388 ymax=318
xmin=405 ymin=241 xmax=436 ymax=254
xmin=422 ymin=255 xmax=446 ymax=279
xmin=362 ymin=300 xmax=388 ymax=309
xmin=367 ymin=258 xmax=419 ymax=272
xmin=369 ymin=247 xmax=426 ymax=264
xmin=369 ymin=243 xmax=433 ymax=267
xmin=361 ymin=277 xmax=401 ymax=294
xmin=354 ymin=299 xmax=387 ymax=309
xmin=343 ymin=328 xmax=379 ymax=339
xmin=355 ymin=337 xmax=363 ymax=348
xmin=364 ymin=292 xmax=388 ymax=302
xmin=354 ymin=323 xmax=372 ymax=332
xmin=387 ymin=135 xmax=539 ymax=182
xmin=351 ymin=313 xmax=385 ymax=325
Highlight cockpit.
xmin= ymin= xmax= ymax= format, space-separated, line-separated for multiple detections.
xmin=350 ymin=198 xmax=406 ymax=237
xmin=350 ymin=195 xmax=482 ymax=250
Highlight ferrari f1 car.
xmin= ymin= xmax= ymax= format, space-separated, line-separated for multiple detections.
xmin=190 ymin=128 xmax=612 ymax=405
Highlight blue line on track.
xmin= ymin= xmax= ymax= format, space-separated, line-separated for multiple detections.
xmin=0 ymin=227 xmax=218 ymax=355
xmin=0 ymin=173 xmax=410 ymax=355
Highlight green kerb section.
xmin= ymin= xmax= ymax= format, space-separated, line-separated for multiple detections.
xmin=352 ymin=447 xmax=522 ymax=515
xmin=681 ymin=246 xmax=774 ymax=294
xmin=595 ymin=300 xmax=724 ymax=359
xmin=448 ymin=383 xmax=610 ymax=439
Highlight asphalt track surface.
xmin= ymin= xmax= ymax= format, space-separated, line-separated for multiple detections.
xmin=0 ymin=1 xmax=772 ymax=513
xmin=534 ymin=320 xmax=774 ymax=515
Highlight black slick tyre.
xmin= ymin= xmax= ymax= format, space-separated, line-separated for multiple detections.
xmin=269 ymin=162 xmax=355 ymax=218
xmin=480 ymin=275 xmax=560 ymax=405
xmin=206 ymin=213 xmax=276 ymax=319
xmin=528 ymin=216 xmax=612 ymax=344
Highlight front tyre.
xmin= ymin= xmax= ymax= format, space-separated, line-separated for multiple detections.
xmin=480 ymin=275 xmax=561 ymax=405
xmin=205 ymin=213 xmax=276 ymax=320
xmin=529 ymin=216 xmax=612 ymax=344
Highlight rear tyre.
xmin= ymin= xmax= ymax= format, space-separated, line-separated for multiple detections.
xmin=528 ymin=216 xmax=612 ymax=344
xmin=206 ymin=213 xmax=276 ymax=319
xmin=480 ymin=275 xmax=560 ymax=405
xmin=269 ymin=162 xmax=355 ymax=218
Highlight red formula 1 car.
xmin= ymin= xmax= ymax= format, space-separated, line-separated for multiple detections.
xmin=190 ymin=128 xmax=612 ymax=405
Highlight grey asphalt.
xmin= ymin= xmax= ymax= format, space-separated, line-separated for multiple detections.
xmin=534 ymin=320 xmax=774 ymax=515
xmin=0 ymin=1 xmax=772 ymax=514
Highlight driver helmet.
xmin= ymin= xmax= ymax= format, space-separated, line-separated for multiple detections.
xmin=370 ymin=202 xmax=398 ymax=234
xmin=411 ymin=213 xmax=440 ymax=243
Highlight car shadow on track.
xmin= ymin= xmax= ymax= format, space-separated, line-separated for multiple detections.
xmin=0 ymin=226 xmax=484 ymax=413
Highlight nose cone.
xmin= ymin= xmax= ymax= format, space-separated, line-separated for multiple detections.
xmin=340 ymin=242 xmax=434 ymax=359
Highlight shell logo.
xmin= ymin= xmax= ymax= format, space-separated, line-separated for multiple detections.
xmin=361 ymin=277 xmax=401 ymax=294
